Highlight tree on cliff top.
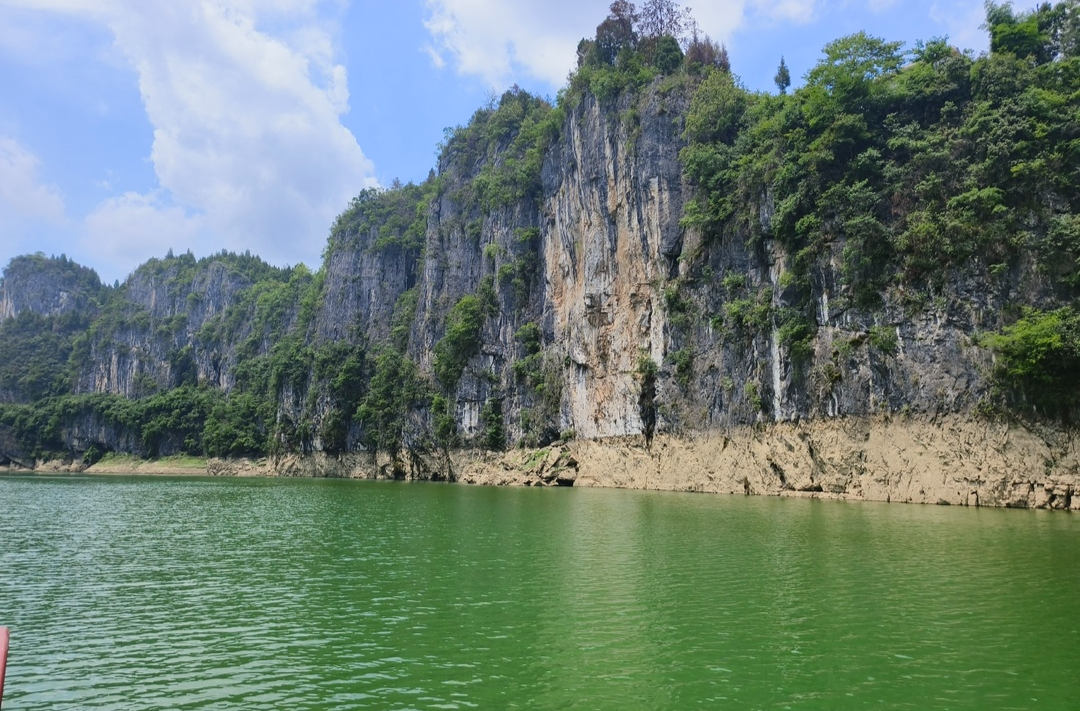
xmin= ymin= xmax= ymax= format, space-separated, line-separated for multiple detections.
xmin=594 ymin=1 xmax=639 ymax=64
xmin=685 ymin=29 xmax=730 ymax=73
xmin=984 ymin=0 xmax=1080 ymax=63
xmin=774 ymin=56 xmax=791 ymax=93
xmin=638 ymin=0 xmax=693 ymax=41
xmin=578 ymin=0 xmax=698 ymax=69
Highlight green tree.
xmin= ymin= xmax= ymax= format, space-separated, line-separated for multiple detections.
xmin=803 ymin=32 xmax=905 ymax=112
xmin=433 ymin=293 xmax=490 ymax=391
xmin=652 ymin=34 xmax=684 ymax=73
xmin=985 ymin=1 xmax=1050 ymax=62
xmin=774 ymin=56 xmax=791 ymax=93
xmin=984 ymin=308 xmax=1080 ymax=414
xmin=594 ymin=1 xmax=639 ymax=65
xmin=481 ymin=398 xmax=506 ymax=450
xmin=355 ymin=349 xmax=427 ymax=460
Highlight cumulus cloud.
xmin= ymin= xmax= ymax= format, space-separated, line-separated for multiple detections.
xmin=7 ymin=0 xmax=376 ymax=270
xmin=930 ymin=0 xmax=989 ymax=53
xmin=422 ymin=0 xmax=823 ymax=88
xmin=83 ymin=192 xmax=205 ymax=274
xmin=423 ymin=0 xmax=597 ymax=86
xmin=0 ymin=136 xmax=65 ymax=222
xmin=106 ymin=1 xmax=376 ymax=267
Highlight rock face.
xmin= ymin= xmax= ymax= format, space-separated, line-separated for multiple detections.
xmin=541 ymin=87 xmax=688 ymax=438
xmin=168 ymin=416 xmax=1080 ymax=511
xmin=389 ymin=79 xmax=1045 ymax=443
xmin=437 ymin=416 xmax=1080 ymax=511
xmin=0 ymin=254 xmax=101 ymax=320
xmin=1 ymin=78 xmax=1077 ymax=508
xmin=72 ymin=258 xmax=296 ymax=396
xmin=316 ymin=234 xmax=418 ymax=345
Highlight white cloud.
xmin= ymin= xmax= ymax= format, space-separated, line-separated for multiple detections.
xmin=422 ymin=0 xmax=826 ymax=88
xmin=107 ymin=1 xmax=376 ymax=267
xmin=6 ymin=0 xmax=376 ymax=270
xmin=745 ymin=0 xmax=817 ymax=25
xmin=423 ymin=0 xmax=599 ymax=87
xmin=930 ymin=0 xmax=988 ymax=53
xmin=423 ymin=43 xmax=446 ymax=69
xmin=0 ymin=136 xmax=65 ymax=222
xmin=83 ymin=191 xmax=205 ymax=276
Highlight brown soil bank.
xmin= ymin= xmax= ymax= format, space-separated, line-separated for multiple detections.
xmin=205 ymin=415 xmax=1080 ymax=511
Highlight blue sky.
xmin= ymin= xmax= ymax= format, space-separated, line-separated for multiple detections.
xmin=0 ymin=0 xmax=992 ymax=283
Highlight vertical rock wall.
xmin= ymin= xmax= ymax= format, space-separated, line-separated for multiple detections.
xmin=0 ymin=77 xmax=1071 ymax=457
xmin=541 ymin=87 xmax=687 ymax=437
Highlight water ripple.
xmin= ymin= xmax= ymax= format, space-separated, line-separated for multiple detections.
xmin=1 ymin=476 xmax=1079 ymax=709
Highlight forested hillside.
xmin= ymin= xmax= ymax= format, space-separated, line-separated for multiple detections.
xmin=1 ymin=0 xmax=1078 ymax=476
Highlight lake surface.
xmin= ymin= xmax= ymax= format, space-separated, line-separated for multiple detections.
xmin=1 ymin=475 xmax=1078 ymax=710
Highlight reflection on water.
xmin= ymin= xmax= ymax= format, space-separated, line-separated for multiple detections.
xmin=1 ymin=474 xmax=1078 ymax=709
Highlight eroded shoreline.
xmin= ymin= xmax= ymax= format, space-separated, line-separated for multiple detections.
xmin=5 ymin=416 xmax=1078 ymax=511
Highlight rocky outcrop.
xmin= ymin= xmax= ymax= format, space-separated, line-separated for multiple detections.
xmin=0 ymin=253 xmax=101 ymax=320
xmin=399 ymin=78 xmax=1031 ymax=445
xmin=434 ymin=415 xmax=1080 ymax=510
xmin=76 ymin=259 xmax=269 ymax=395
xmin=315 ymin=237 xmax=419 ymax=345
xmin=564 ymin=416 xmax=1079 ymax=510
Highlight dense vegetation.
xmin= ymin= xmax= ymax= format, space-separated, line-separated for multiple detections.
xmin=683 ymin=11 xmax=1080 ymax=293
xmin=440 ymin=87 xmax=562 ymax=212
xmin=0 ymin=310 xmax=88 ymax=402
xmin=570 ymin=0 xmax=728 ymax=98
xmin=674 ymin=0 xmax=1078 ymax=415
xmin=328 ymin=179 xmax=434 ymax=256
xmin=981 ymin=306 xmax=1080 ymax=415
xmin=0 ymin=251 xmax=327 ymax=462
xmin=2 ymin=0 xmax=1079 ymax=467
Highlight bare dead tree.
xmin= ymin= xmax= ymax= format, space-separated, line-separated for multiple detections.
xmin=638 ymin=0 xmax=693 ymax=41
xmin=685 ymin=26 xmax=730 ymax=73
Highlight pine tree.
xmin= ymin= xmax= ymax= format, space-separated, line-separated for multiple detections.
xmin=774 ymin=56 xmax=791 ymax=94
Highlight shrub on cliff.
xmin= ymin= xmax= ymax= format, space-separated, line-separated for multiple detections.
xmin=984 ymin=307 xmax=1080 ymax=416
xmin=433 ymin=293 xmax=490 ymax=391
xmin=355 ymin=348 xmax=429 ymax=459
xmin=328 ymin=180 xmax=431 ymax=255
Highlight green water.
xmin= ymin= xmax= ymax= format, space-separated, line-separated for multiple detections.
xmin=1 ymin=475 xmax=1078 ymax=710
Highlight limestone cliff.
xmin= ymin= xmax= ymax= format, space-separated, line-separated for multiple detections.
xmin=0 ymin=253 xmax=100 ymax=321
xmin=66 ymin=256 xmax=321 ymax=403
xmin=1 ymin=74 xmax=1077 ymax=509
